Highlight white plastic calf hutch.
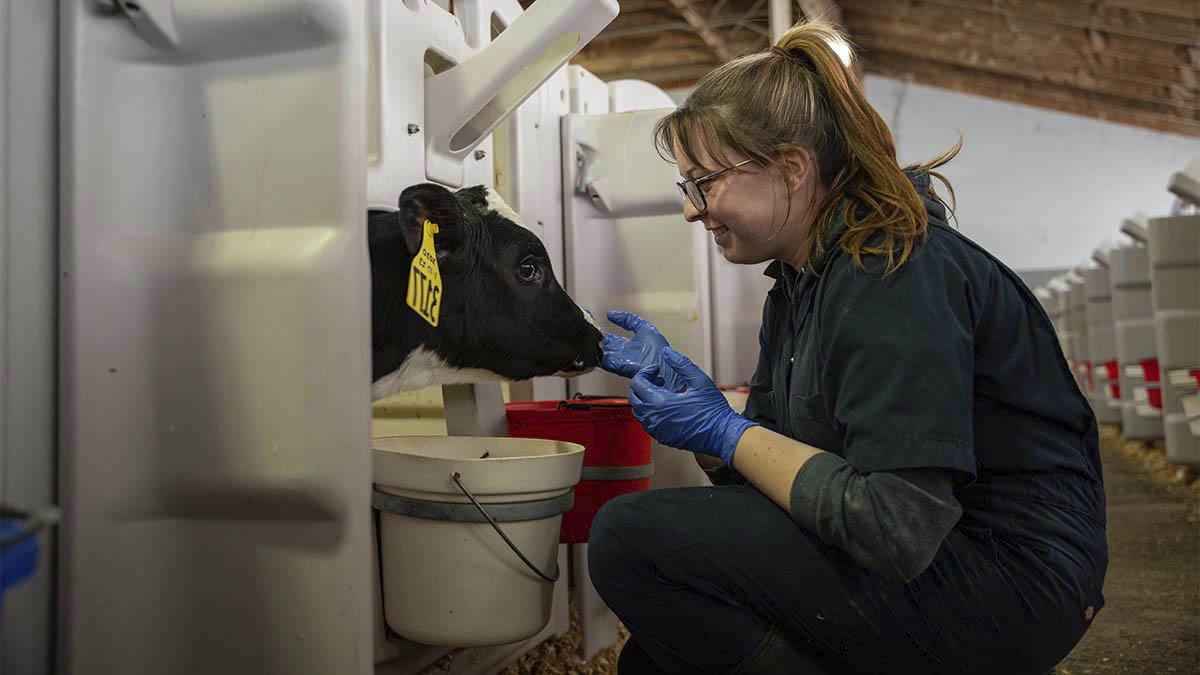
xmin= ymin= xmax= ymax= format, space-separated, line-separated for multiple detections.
xmin=1110 ymin=237 xmax=1165 ymax=441
xmin=1067 ymin=274 xmax=1092 ymax=404
xmin=1147 ymin=213 xmax=1199 ymax=467
xmin=1166 ymin=163 xmax=1200 ymax=444
xmin=1048 ymin=276 xmax=1077 ymax=378
xmin=1082 ymin=249 xmax=1123 ymax=426
xmin=2 ymin=1 xmax=785 ymax=673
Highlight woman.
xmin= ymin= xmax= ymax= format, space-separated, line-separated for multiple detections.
xmin=590 ymin=21 xmax=1107 ymax=675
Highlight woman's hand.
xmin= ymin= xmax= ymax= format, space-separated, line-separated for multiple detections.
xmin=628 ymin=348 xmax=758 ymax=466
xmin=600 ymin=311 xmax=684 ymax=392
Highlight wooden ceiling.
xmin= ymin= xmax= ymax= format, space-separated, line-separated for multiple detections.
xmin=521 ymin=0 xmax=1200 ymax=137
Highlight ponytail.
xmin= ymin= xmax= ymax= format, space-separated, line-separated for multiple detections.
xmin=655 ymin=19 xmax=959 ymax=274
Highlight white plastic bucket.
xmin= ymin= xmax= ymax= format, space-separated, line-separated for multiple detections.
xmin=372 ymin=436 xmax=583 ymax=646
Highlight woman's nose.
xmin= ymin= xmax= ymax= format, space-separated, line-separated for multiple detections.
xmin=682 ymin=198 xmax=703 ymax=223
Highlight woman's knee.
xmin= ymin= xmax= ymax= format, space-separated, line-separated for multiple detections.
xmin=587 ymin=491 xmax=656 ymax=580
xmin=588 ymin=489 xmax=701 ymax=607
xmin=589 ymin=486 xmax=760 ymax=587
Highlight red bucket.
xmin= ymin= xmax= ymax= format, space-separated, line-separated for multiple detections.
xmin=505 ymin=397 xmax=653 ymax=544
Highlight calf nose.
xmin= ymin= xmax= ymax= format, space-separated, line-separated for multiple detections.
xmin=578 ymin=326 xmax=604 ymax=367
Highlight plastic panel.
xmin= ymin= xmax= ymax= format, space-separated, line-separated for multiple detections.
xmin=1083 ymin=265 xmax=1123 ymax=424
xmin=60 ymin=2 xmax=373 ymax=673
xmin=422 ymin=0 xmax=617 ymax=186
xmin=710 ymin=254 xmax=775 ymax=387
xmin=367 ymin=0 xmax=486 ymax=205
xmin=562 ymin=110 xmax=713 ymax=397
xmin=1110 ymin=245 xmax=1164 ymax=440
xmin=1068 ymin=277 xmax=1091 ymax=402
xmin=608 ymin=78 xmax=675 ymax=112
xmin=1148 ymin=215 xmax=1199 ymax=466
xmin=568 ymin=65 xmax=609 ymax=115
xmin=1 ymin=0 xmax=58 ymax=671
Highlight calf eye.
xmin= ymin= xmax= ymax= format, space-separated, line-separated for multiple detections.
xmin=517 ymin=259 xmax=543 ymax=284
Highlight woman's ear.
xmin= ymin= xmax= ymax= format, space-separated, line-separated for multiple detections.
xmin=778 ymin=148 xmax=816 ymax=194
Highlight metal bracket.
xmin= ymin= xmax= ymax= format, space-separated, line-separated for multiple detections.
xmin=96 ymin=0 xmax=180 ymax=49
xmin=573 ymin=146 xmax=612 ymax=212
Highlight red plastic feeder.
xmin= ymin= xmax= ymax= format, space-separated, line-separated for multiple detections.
xmin=505 ymin=397 xmax=653 ymax=544
xmin=1104 ymin=360 xmax=1121 ymax=400
xmin=1140 ymin=358 xmax=1163 ymax=410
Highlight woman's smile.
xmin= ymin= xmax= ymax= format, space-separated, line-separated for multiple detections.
xmin=708 ymin=223 xmax=732 ymax=245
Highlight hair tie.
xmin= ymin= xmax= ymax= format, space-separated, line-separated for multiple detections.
xmin=770 ymin=45 xmax=815 ymax=71
xmin=769 ymin=45 xmax=794 ymax=60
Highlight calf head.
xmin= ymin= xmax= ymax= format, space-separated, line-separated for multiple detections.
xmin=369 ymin=183 xmax=602 ymax=400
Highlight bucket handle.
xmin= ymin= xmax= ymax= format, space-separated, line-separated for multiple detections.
xmin=451 ymin=472 xmax=560 ymax=583
xmin=559 ymin=393 xmax=630 ymax=411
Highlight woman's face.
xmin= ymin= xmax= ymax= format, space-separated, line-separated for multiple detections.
xmin=674 ymin=143 xmax=821 ymax=268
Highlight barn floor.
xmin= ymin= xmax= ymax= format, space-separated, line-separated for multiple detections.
xmin=1057 ymin=428 xmax=1199 ymax=674
xmin=503 ymin=426 xmax=1199 ymax=674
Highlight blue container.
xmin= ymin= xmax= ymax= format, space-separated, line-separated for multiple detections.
xmin=0 ymin=520 xmax=41 ymax=621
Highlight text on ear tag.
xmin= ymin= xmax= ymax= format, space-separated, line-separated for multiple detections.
xmin=407 ymin=219 xmax=442 ymax=327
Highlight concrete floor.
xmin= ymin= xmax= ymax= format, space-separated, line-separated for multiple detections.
xmin=1057 ymin=430 xmax=1199 ymax=674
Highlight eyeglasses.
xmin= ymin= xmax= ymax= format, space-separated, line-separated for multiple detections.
xmin=676 ymin=159 xmax=754 ymax=213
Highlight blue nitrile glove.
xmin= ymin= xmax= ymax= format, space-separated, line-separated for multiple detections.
xmin=600 ymin=311 xmax=685 ymax=392
xmin=628 ymin=347 xmax=759 ymax=466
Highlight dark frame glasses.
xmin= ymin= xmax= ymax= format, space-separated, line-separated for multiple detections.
xmin=676 ymin=158 xmax=754 ymax=212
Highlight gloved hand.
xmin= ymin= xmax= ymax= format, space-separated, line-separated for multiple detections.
xmin=600 ymin=311 xmax=684 ymax=392
xmin=628 ymin=347 xmax=759 ymax=466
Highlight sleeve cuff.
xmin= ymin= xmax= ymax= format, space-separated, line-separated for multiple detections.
xmin=704 ymin=463 xmax=749 ymax=486
xmin=788 ymin=451 xmax=848 ymax=527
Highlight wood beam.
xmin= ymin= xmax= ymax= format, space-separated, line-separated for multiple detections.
xmin=846 ymin=0 xmax=1200 ymax=47
xmin=840 ymin=1 xmax=1199 ymax=69
xmin=576 ymin=36 xmax=765 ymax=74
xmin=863 ymin=50 xmax=1200 ymax=137
xmin=582 ymin=30 xmax=765 ymax=61
xmin=849 ymin=14 xmax=1199 ymax=109
xmin=861 ymin=37 xmax=1198 ymax=117
xmin=1100 ymin=0 xmax=1200 ymax=20
xmin=795 ymin=1 xmax=863 ymax=81
xmin=863 ymin=44 xmax=1199 ymax=120
xmin=596 ymin=14 xmax=766 ymax=40
xmin=798 ymin=0 xmax=845 ymax=27
xmin=666 ymin=0 xmax=737 ymax=61
xmin=607 ymin=0 xmax=677 ymax=12
xmin=581 ymin=62 xmax=723 ymax=85
xmin=597 ymin=1 xmax=766 ymax=38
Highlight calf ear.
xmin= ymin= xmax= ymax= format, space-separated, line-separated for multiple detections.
xmin=455 ymin=185 xmax=489 ymax=212
xmin=396 ymin=183 xmax=464 ymax=257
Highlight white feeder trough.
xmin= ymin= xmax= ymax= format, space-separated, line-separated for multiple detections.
xmin=373 ymin=436 xmax=583 ymax=647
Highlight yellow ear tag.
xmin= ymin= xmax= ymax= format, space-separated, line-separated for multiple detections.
xmin=407 ymin=219 xmax=442 ymax=327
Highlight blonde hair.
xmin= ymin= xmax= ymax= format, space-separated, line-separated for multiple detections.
xmin=654 ymin=20 xmax=958 ymax=274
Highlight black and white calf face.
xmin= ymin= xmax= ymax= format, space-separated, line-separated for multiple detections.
xmin=369 ymin=183 xmax=602 ymax=400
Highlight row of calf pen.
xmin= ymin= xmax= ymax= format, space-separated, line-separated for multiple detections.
xmin=1037 ymin=160 xmax=1200 ymax=471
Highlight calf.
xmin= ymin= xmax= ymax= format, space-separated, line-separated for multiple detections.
xmin=369 ymin=183 xmax=602 ymax=400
